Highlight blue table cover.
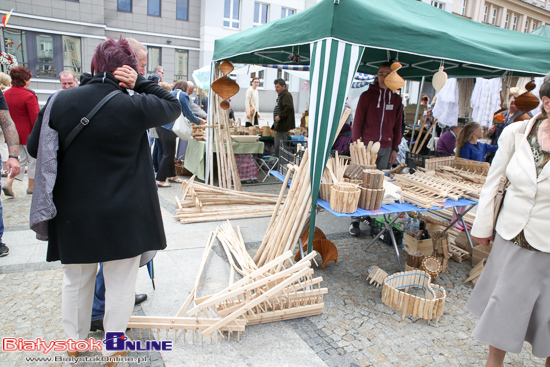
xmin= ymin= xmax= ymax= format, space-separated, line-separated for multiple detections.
xmin=269 ymin=170 xmax=478 ymax=217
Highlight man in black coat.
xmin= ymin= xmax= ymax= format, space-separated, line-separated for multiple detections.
xmin=273 ymin=78 xmax=295 ymax=158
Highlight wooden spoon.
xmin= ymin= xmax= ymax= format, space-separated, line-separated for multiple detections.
xmin=365 ymin=141 xmax=374 ymax=166
xmin=370 ymin=142 xmax=380 ymax=165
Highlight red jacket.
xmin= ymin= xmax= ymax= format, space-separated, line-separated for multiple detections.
xmin=4 ymin=86 xmax=39 ymax=145
xmin=352 ymin=82 xmax=403 ymax=150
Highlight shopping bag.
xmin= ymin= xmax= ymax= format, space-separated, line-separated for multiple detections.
xmin=172 ymin=90 xmax=194 ymax=141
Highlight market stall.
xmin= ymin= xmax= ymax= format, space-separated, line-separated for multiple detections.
xmin=184 ymin=139 xmax=264 ymax=181
xmin=211 ymin=0 xmax=550 ymax=252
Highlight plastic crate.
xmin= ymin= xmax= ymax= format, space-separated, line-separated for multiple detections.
xmin=369 ymin=218 xmax=404 ymax=246
xmin=278 ymin=140 xmax=308 ymax=176
xmin=405 ymin=151 xmax=443 ymax=169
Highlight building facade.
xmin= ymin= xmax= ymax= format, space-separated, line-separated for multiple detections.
xmin=1 ymin=0 xmax=202 ymax=105
xmin=0 ymin=0 xmax=318 ymax=114
xmin=420 ymin=0 xmax=550 ymax=31
xmin=200 ymin=0 xmax=314 ymax=114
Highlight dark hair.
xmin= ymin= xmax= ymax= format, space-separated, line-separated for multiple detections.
xmin=252 ymin=77 xmax=260 ymax=83
xmin=379 ymin=62 xmax=392 ymax=69
xmin=9 ymin=66 xmax=32 ymax=87
xmin=90 ymin=38 xmax=138 ymax=75
xmin=274 ymin=78 xmax=286 ymax=87
xmin=173 ymin=80 xmax=188 ymax=92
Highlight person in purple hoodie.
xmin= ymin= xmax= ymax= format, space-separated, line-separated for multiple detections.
xmin=437 ymin=123 xmax=463 ymax=156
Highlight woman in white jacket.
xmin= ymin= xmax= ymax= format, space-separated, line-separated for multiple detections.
xmin=468 ymin=74 xmax=550 ymax=367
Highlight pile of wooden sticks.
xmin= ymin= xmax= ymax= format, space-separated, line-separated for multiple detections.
xmin=174 ymin=176 xmax=284 ymax=224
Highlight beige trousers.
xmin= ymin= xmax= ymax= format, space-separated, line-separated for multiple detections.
xmin=61 ymin=255 xmax=140 ymax=350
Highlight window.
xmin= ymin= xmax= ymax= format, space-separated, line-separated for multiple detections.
xmin=253 ymin=2 xmax=268 ymax=27
xmin=532 ymin=21 xmax=538 ymax=32
xmin=176 ymin=0 xmax=189 ymax=20
xmin=430 ymin=1 xmax=443 ymax=10
xmin=281 ymin=7 xmax=294 ymax=18
xmin=3 ymin=29 xmax=27 ymax=69
xmin=250 ymin=70 xmax=264 ymax=88
xmin=3 ymin=30 xmax=82 ymax=79
xmin=524 ymin=20 xmax=530 ymax=33
xmin=482 ymin=6 xmax=488 ymax=23
xmin=223 ymin=0 xmax=240 ymax=29
xmin=63 ymin=36 xmax=81 ymax=76
xmin=36 ymin=34 xmax=56 ymax=78
xmin=118 ymin=0 xmax=132 ymax=12
xmin=504 ymin=13 xmax=509 ymax=29
xmin=174 ymin=50 xmax=188 ymax=81
xmin=459 ymin=0 xmax=466 ymax=16
xmin=491 ymin=8 xmax=497 ymax=25
xmin=277 ymin=69 xmax=289 ymax=83
xmin=512 ymin=15 xmax=517 ymax=31
xmin=148 ymin=0 xmax=161 ymax=16
xmin=147 ymin=46 xmax=161 ymax=74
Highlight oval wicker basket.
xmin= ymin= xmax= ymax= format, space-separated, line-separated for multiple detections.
xmin=329 ymin=183 xmax=360 ymax=213
xmin=382 ymin=269 xmax=446 ymax=324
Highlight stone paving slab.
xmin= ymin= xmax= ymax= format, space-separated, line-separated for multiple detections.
xmin=0 ymin=175 xmax=545 ymax=366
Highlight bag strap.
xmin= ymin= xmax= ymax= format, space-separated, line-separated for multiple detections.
xmin=62 ymin=90 xmax=122 ymax=152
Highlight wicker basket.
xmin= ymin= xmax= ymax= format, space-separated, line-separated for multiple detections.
xmin=329 ymin=183 xmax=360 ymax=213
xmin=358 ymin=188 xmax=385 ymax=210
xmin=319 ymin=183 xmax=332 ymax=202
xmin=382 ymin=269 xmax=446 ymax=324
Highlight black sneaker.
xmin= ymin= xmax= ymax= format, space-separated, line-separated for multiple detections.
xmin=90 ymin=319 xmax=104 ymax=332
xmin=0 ymin=243 xmax=9 ymax=257
xmin=349 ymin=222 xmax=360 ymax=236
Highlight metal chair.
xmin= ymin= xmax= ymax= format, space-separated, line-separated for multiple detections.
xmin=254 ymin=155 xmax=279 ymax=182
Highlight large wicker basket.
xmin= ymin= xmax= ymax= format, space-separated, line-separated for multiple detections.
xmin=329 ymin=183 xmax=360 ymax=213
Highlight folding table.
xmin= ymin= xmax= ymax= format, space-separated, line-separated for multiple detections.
xmin=270 ymin=170 xmax=478 ymax=271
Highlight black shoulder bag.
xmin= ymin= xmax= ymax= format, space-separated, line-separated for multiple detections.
xmin=62 ymin=90 xmax=121 ymax=151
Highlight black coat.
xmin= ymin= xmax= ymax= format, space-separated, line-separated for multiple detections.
xmin=27 ymin=72 xmax=181 ymax=264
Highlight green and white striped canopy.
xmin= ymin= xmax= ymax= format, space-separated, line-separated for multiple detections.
xmin=212 ymin=0 xmax=550 ymax=251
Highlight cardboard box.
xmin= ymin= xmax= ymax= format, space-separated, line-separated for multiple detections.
xmin=454 ymin=231 xmax=479 ymax=255
xmin=404 ymin=231 xmax=434 ymax=256
xmin=472 ymin=244 xmax=492 ymax=267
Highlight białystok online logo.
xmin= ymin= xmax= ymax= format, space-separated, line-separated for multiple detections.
xmin=104 ymin=332 xmax=172 ymax=352
xmin=2 ymin=333 xmax=172 ymax=353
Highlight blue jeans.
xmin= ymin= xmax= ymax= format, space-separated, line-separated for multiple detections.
xmin=152 ymin=138 xmax=163 ymax=173
xmin=91 ymin=263 xmax=105 ymax=321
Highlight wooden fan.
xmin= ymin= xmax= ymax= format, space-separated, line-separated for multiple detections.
xmin=211 ymin=75 xmax=240 ymax=100
xmin=295 ymin=239 xmax=338 ymax=269
xmin=219 ymin=60 xmax=234 ymax=75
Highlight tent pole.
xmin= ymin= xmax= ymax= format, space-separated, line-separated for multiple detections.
xmin=409 ymin=76 xmax=425 ymax=150
xmin=206 ymin=61 xmax=216 ymax=186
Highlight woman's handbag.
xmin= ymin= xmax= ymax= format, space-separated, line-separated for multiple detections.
xmin=492 ymin=176 xmax=508 ymax=230
xmin=172 ymin=90 xmax=194 ymax=141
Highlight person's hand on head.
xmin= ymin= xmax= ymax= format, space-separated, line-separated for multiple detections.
xmin=113 ymin=66 xmax=138 ymax=89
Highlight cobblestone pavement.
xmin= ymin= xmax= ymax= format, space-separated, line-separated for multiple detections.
xmin=0 ymin=176 xmax=545 ymax=366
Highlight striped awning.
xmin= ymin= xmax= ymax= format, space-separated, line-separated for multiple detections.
xmin=306 ymin=38 xmax=364 ymax=251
